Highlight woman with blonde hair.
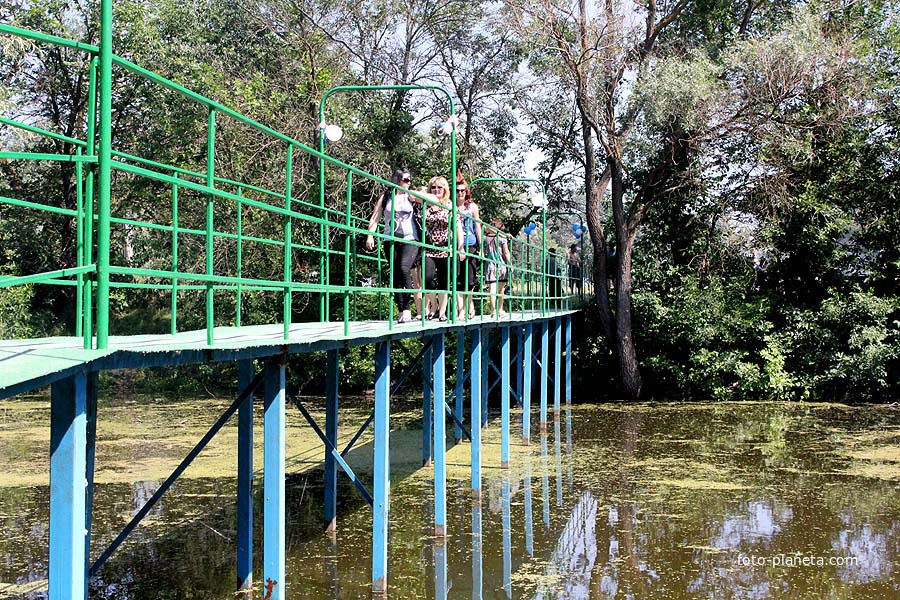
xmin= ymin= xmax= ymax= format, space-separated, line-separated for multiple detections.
xmin=421 ymin=176 xmax=465 ymax=321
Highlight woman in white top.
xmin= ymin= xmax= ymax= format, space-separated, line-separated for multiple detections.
xmin=365 ymin=169 xmax=422 ymax=323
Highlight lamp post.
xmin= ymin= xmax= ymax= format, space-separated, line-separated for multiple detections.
xmin=318 ymin=85 xmax=458 ymax=322
xmin=470 ymin=177 xmax=548 ymax=315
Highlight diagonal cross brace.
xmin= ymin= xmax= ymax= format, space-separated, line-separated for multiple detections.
xmin=341 ymin=339 xmax=434 ymax=458
xmin=488 ymin=358 xmax=520 ymax=402
xmin=90 ymin=369 xmax=265 ymax=576
xmin=443 ymin=401 xmax=472 ymax=441
xmin=290 ymin=393 xmax=373 ymax=507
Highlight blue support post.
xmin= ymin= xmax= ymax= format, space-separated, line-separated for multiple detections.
xmin=50 ymin=373 xmax=87 ymax=600
xmin=554 ymin=317 xmax=562 ymax=417
xmin=83 ymin=373 xmax=98 ymax=599
xmin=501 ymin=326 xmax=510 ymax=468
xmin=470 ymin=329 xmax=482 ymax=500
xmin=433 ymin=333 xmax=447 ymax=536
xmin=523 ymin=323 xmax=533 ymax=444
xmin=566 ymin=315 xmax=572 ymax=405
xmin=455 ymin=331 xmax=464 ymax=443
xmin=515 ymin=326 xmax=524 ymax=407
xmin=423 ymin=339 xmax=433 ymax=467
xmin=540 ymin=321 xmax=549 ymax=431
xmin=372 ymin=341 xmax=391 ymax=593
xmin=237 ymin=360 xmax=254 ymax=593
xmin=481 ymin=329 xmax=489 ymax=429
xmin=264 ymin=359 xmax=286 ymax=600
xmin=324 ymin=350 xmax=339 ymax=533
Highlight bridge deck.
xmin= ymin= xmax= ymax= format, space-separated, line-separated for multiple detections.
xmin=0 ymin=309 xmax=575 ymax=400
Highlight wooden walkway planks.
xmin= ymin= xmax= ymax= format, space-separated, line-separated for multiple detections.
xmin=0 ymin=310 xmax=578 ymax=400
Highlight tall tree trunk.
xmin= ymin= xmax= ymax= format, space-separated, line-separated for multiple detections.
xmin=611 ymin=161 xmax=642 ymax=398
xmin=581 ymin=117 xmax=614 ymax=342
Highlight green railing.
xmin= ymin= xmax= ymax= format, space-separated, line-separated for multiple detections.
xmin=0 ymin=20 xmax=591 ymax=350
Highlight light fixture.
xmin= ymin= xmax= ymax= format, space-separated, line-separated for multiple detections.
xmin=319 ymin=121 xmax=344 ymax=142
xmin=437 ymin=114 xmax=459 ymax=136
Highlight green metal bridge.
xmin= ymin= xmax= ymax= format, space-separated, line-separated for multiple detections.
xmin=0 ymin=11 xmax=592 ymax=599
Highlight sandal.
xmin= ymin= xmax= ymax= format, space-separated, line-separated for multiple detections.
xmin=438 ymin=315 xmax=447 ymax=322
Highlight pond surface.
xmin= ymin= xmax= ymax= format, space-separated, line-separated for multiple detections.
xmin=1 ymin=396 xmax=900 ymax=598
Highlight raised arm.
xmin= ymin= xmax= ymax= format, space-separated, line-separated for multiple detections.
xmin=365 ymin=193 xmax=386 ymax=251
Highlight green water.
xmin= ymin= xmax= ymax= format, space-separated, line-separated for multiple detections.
xmin=1 ymin=398 xmax=899 ymax=598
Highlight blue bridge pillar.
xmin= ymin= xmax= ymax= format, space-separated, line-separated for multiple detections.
xmin=455 ymin=331 xmax=465 ymax=443
xmin=501 ymin=326 xmax=510 ymax=468
xmin=372 ymin=341 xmax=391 ymax=593
xmin=540 ymin=320 xmax=549 ymax=431
xmin=423 ymin=338 xmax=433 ymax=467
xmin=237 ymin=359 xmax=255 ymax=592
xmin=565 ymin=315 xmax=572 ymax=405
xmin=432 ymin=333 xmax=447 ymax=537
xmin=263 ymin=358 xmax=286 ymax=600
xmin=470 ymin=328 xmax=482 ymax=500
xmin=554 ymin=317 xmax=562 ymax=417
xmin=49 ymin=372 xmax=88 ymax=600
xmin=523 ymin=323 xmax=532 ymax=444
xmin=324 ymin=350 xmax=339 ymax=533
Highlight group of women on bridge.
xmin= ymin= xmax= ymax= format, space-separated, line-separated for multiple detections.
xmin=365 ymin=169 xmax=512 ymax=324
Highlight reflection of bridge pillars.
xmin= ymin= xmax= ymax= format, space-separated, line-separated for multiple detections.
xmin=324 ymin=533 xmax=339 ymax=598
xmin=423 ymin=340 xmax=433 ymax=467
xmin=455 ymin=331 xmax=465 ymax=443
xmin=565 ymin=315 xmax=572 ymax=405
xmin=540 ymin=321 xmax=549 ymax=431
xmin=554 ymin=417 xmax=563 ymax=507
xmin=264 ymin=358 xmax=286 ymax=600
xmin=524 ymin=455 xmax=535 ymax=557
xmin=554 ymin=317 xmax=562 ymax=417
xmin=435 ymin=539 xmax=448 ymax=600
xmin=471 ymin=329 xmax=482 ymax=500
xmin=523 ymin=323 xmax=533 ymax=444
xmin=49 ymin=373 xmax=89 ymax=599
xmin=541 ymin=433 xmax=550 ymax=530
xmin=502 ymin=474 xmax=512 ymax=599
xmin=237 ymin=360 xmax=255 ymax=592
xmin=472 ymin=504 xmax=483 ymax=600
xmin=433 ymin=333 xmax=447 ymax=537
xmin=501 ymin=326 xmax=511 ymax=468
xmin=323 ymin=351 xmax=339 ymax=533
xmin=372 ymin=341 xmax=391 ymax=594
xmin=566 ymin=407 xmax=574 ymax=492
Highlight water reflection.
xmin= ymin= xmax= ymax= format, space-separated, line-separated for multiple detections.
xmin=524 ymin=457 xmax=534 ymax=557
xmin=534 ymin=492 xmax=599 ymax=599
xmin=541 ymin=433 xmax=550 ymax=530
xmin=5 ymin=400 xmax=900 ymax=599
xmin=554 ymin=418 xmax=563 ymax=508
xmin=472 ymin=505 xmax=482 ymax=600
xmin=435 ymin=540 xmax=447 ymax=600
xmin=502 ymin=474 xmax=512 ymax=598
xmin=833 ymin=520 xmax=898 ymax=584
xmin=565 ymin=408 xmax=573 ymax=492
